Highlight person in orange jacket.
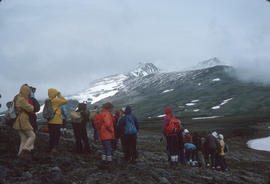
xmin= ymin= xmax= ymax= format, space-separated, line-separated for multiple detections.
xmin=95 ymin=102 xmax=115 ymax=163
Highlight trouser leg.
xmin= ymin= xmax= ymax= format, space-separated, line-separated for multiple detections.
xmin=22 ymin=130 xmax=36 ymax=151
xmin=72 ymin=123 xmax=82 ymax=153
xmin=130 ymin=135 xmax=137 ymax=161
xmin=81 ymin=123 xmax=90 ymax=152
xmin=18 ymin=130 xmax=27 ymax=156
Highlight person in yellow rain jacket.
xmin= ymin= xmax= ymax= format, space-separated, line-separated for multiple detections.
xmin=47 ymin=88 xmax=67 ymax=153
xmin=13 ymin=84 xmax=35 ymax=159
xmin=218 ymin=134 xmax=228 ymax=171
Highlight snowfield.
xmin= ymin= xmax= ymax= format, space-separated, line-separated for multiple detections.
xmin=247 ymin=136 xmax=270 ymax=152
xmin=67 ymin=74 xmax=128 ymax=104
xmin=157 ymin=114 xmax=166 ymax=118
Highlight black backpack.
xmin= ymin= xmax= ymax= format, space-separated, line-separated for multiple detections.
xmin=31 ymin=97 xmax=40 ymax=113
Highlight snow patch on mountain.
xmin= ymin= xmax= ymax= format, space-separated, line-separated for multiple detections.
xmin=192 ymin=116 xmax=220 ymax=120
xmin=186 ymin=103 xmax=196 ymax=106
xmin=212 ymin=98 xmax=233 ymax=110
xmin=193 ymin=109 xmax=200 ymax=112
xmin=162 ymin=89 xmax=174 ymax=94
xmin=212 ymin=78 xmax=221 ymax=82
xmin=157 ymin=114 xmax=166 ymax=118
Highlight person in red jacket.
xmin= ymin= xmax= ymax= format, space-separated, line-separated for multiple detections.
xmin=96 ymin=102 xmax=115 ymax=163
xmin=163 ymin=106 xmax=181 ymax=166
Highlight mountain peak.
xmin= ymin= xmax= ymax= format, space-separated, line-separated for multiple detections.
xmin=129 ymin=62 xmax=160 ymax=77
xmin=195 ymin=57 xmax=224 ymax=69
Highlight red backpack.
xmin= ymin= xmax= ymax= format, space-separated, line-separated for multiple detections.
xmin=166 ymin=117 xmax=181 ymax=134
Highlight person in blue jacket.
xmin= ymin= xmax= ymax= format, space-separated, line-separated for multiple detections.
xmin=118 ymin=106 xmax=139 ymax=163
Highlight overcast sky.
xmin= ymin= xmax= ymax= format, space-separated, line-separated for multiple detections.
xmin=0 ymin=0 xmax=270 ymax=106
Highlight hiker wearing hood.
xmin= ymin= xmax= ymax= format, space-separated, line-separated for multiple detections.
xmin=97 ymin=102 xmax=115 ymax=163
xmin=118 ymin=106 xmax=139 ymax=162
xmin=163 ymin=106 xmax=181 ymax=166
xmin=47 ymin=88 xmax=67 ymax=153
xmin=13 ymin=85 xmax=35 ymax=159
xmin=216 ymin=134 xmax=228 ymax=171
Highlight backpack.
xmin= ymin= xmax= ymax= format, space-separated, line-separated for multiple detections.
xmin=124 ymin=115 xmax=137 ymax=135
xmin=31 ymin=97 xmax=40 ymax=113
xmin=42 ymin=99 xmax=56 ymax=121
xmin=166 ymin=117 xmax=181 ymax=134
xmin=5 ymin=101 xmax=17 ymax=127
xmin=70 ymin=111 xmax=82 ymax=123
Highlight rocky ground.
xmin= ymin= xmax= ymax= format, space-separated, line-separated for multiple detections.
xmin=1 ymin=118 xmax=270 ymax=184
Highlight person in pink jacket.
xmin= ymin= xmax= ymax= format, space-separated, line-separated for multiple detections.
xmin=98 ymin=102 xmax=115 ymax=163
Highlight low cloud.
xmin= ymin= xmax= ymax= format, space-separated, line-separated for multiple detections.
xmin=231 ymin=58 xmax=270 ymax=85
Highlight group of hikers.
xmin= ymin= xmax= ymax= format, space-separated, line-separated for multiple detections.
xmin=162 ymin=106 xmax=228 ymax=171
xmin=4 ymin=84 xmax=228 ymax=171
xmin=5 ymin=84 xmax=139 ymax=164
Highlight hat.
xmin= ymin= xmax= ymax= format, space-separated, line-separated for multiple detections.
xmin=212 ymin=131 xmax=218 ymax=138
xmin=184 ymin=129 xmax=189 ymax=133
xmin=219 ymin=134 xmax=224 ymax=140
xmin=121 ymin=107 xmax=126 ymax=112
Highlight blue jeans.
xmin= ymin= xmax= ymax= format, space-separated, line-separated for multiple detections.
xmin=102 ymin=140 xmax=112 ymax=156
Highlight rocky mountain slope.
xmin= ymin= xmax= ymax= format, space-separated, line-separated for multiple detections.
xmin=24 ymin=58 xmax=270 ymax=121
xmin=91 ymin=62 xmax=270 ymax=119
